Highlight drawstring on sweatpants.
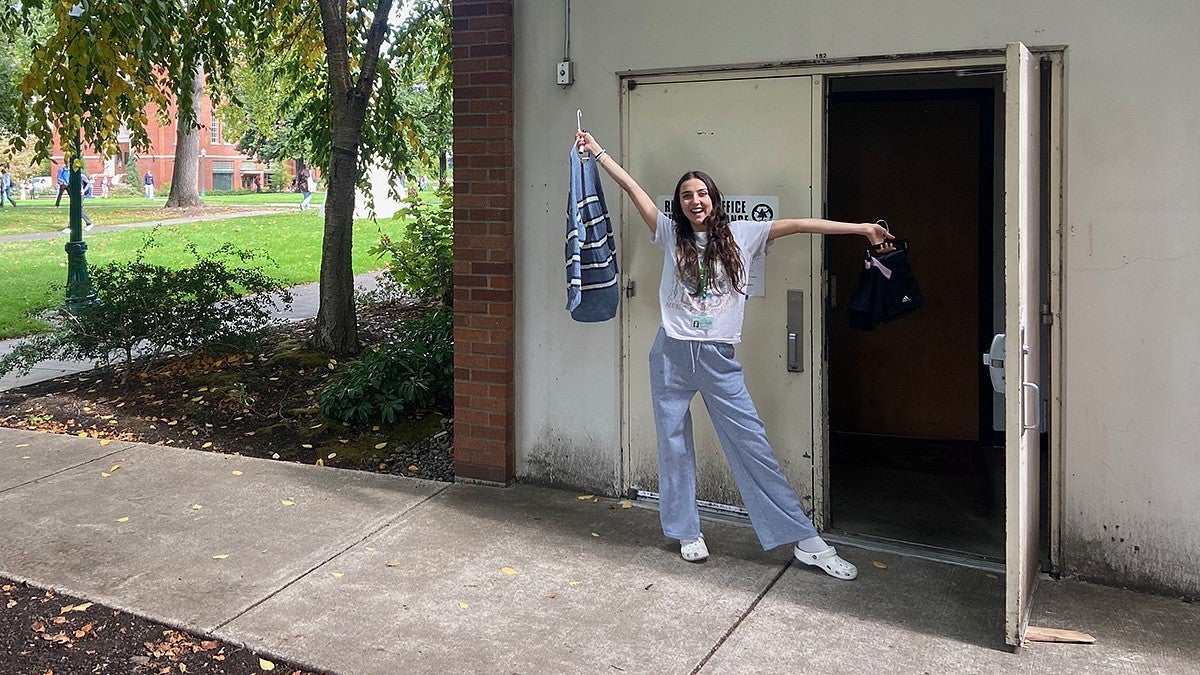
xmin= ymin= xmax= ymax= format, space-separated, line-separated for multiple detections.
xmin=689 ymin=341 xmax=701 ymax=373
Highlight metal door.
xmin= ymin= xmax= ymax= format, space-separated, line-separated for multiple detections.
xmin=1003 ymin=41 xmax=1043 ymax=648
xmin=623 ymin=76 xmax=816 ymax=510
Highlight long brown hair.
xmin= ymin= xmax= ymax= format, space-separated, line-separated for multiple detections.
xmin=672 ymin=171 xmax=745 ymax=296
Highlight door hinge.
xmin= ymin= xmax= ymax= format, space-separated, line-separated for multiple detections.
xmin=625 ymin=279 xmax=636 ymax=298
xmin=1040 ymin=303 xmax=1053 ymax=325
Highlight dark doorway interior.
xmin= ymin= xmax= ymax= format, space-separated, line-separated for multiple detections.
xmin=825 ymin=78 xmax=1004 ymax=559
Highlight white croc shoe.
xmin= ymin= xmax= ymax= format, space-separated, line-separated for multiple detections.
xmin=680 ymin=534 xmax=709 ymax=563
xmin=794 ymin=545 xmax=858 ymax=580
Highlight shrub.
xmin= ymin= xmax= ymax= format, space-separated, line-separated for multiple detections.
xmin=124 ymin=156 xmax=140 ymax=188
xmin=318 ymin=309 xmax=453 ymax=423
xmin=0 ymin=236 xmax=294 ymax=382
xmin=370 ymin=185 xmax=453 ymax=306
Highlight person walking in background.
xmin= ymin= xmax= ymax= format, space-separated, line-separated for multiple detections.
xmin=54 ymin=164 xmax=70 ymax=206
xmin=143 ymin=170 xmax=155 ymax=199
xmin=100 ymin=175 xmax=110 ymax=198
xmin=0 ymin=168 xmax=16 ymax=207
xmin=299 ymin=169 xmax=315 ymax=211
xmin=60 ymin=172 xmax=94 ymax=233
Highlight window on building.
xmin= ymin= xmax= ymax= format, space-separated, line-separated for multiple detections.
xmin=210 ymin=112 xmax=220 ymax=144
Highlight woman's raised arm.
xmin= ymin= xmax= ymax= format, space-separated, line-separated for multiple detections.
xmin=576 ymin=131 xmax=660 ymax=234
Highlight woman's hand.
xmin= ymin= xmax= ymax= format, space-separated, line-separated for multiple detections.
xmin=863 ymin=222 xmax=896 ymax=252
xmin=576 ymin=131 xmax=603 ymax=156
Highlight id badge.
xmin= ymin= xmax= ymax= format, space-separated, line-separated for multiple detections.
xmin=690 ymin=314 xmax=713 ymax=330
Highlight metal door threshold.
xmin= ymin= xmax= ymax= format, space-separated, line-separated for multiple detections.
xmin=824 ymin=531 xmax=1005 ymax=574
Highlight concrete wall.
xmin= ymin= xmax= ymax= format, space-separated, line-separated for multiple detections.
xmin=510 ymin=0 xmax=1200 ymax=594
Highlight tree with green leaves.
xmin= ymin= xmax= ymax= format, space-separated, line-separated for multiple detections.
xmin=2 ymin=0 xmax=451 ymax=355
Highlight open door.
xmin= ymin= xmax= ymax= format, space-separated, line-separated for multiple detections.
xmin=1003 ymin=41 xmax=1043 ymax=648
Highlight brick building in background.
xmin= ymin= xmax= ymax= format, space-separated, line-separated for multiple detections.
xmin=50 ymin=90 xmax=285 ymax=192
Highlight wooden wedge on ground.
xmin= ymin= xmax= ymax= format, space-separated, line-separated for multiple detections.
xmin=1026 ymin=626 xmax=1096 ymax=643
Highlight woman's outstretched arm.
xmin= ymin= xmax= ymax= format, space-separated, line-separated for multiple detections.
xmin=576 ymin=131 xmax=660 ymax=234
xmin=769 ymin=218 xmax=895 ymax=246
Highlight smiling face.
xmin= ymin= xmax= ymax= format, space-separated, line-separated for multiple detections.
xmin=676 ymin=177 xmax=714 ymax=229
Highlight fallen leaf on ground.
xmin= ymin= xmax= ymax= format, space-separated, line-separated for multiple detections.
xmin=259 ymin=658 xmax=275 ymax=671
xmin=577 ymin=494 xmax=594 ymax=500
xmin=116 ymin=517 xmax=129 ymax=523
xmin=271 ymin=453 xmax=280 ymax=459
xmin=458 ymin=602 xmax=469 ymax=610
xmin=327 ymin=453 xmax=337 ymax=459
xmin=99 ymin=439 xmax=111 ymax=446
xmin=231 ymin=470 xmax=243 ymax=476
xmin=109 ymin=464 xmax=121 ymax=473
xmin=192 ymin=504 xmax=203 ymax=511
xmin=212 ymin=554 xmax=230 ymax=560
xmin=315 ymin=458 xmax=324 ymax=466
xmin=620 ymin=500 xmax=633 ymax=509
xmin=568 ymin=581 xmax=582 ymax=586
xmin=591 ymin=532 xmax=600 ymax=537
xmin=986 ymin=573 xmax=999 ymax=579
xmin=873 ymin=561 xmax=888 ymax=569
xmin=202 ymin=442 xmax=212 ymax=448
xmin=386 ymin=561 xmax=400 ymax=567
xmin=15 ymin=443 xmax=29 ymax=447
xmin=374 ymin=442 xmax=387 ymax=450
xmin=501 ymin=567 xmax=518 ymax=575
xmin=408 ymin=465 xmax=419 ymax=472
xmin=280 ymin=499 xmax=295 ymax=506
xmin=330 ymin=572 xmax=344 ymax=578
xmin=301 ymin=444 xmax=313 ymax=449
xmin=100 ymin=473 xmax=111 ymax=478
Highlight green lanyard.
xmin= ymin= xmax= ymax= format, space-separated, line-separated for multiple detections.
xmin=698 ymin=258 xmax=709 ymax=300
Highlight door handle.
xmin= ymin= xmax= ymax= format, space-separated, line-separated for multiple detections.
xmin=787 ymin=290 xmax=803 ymax=372
xmin=1022 ymin=381 xmax=1041 ymax=431
xmin=983 ymin=333 xmax=1006 ymax=394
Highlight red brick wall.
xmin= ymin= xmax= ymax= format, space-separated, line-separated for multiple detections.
xmin=452 ymin=0 xmax=516 ymax=484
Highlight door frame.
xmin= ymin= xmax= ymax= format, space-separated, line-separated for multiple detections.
xmin=616 ymin=47 xmax=1067 ymax=572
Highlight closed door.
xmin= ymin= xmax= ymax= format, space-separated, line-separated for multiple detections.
xmin=623 ymin=75 xmax=817 ymax=509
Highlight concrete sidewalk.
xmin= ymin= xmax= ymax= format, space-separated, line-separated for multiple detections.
xmin=0 ymin=427 xmax=1196 ymax=673
xmin=0 ymin=209 xmax=294 ymax=244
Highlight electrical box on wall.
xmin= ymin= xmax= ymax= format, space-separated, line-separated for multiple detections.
xmin=557 ymin=60 xmax=574 ymax=85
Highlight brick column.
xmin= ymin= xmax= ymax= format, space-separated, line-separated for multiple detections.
xmin=451 ymin=0 xmax=516 ymax=484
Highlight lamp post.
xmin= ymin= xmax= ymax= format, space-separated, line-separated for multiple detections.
xmin=64 ymin=3 xmax=95 ymax=314
xmin=199 ymin=147 xmax=206 ymax=197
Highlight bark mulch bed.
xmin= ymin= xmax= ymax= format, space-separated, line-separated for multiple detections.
xmin=0 ymin=299 xmax=454 ymax=482
xmin=1 ymin=577 xmax=325 ymax=674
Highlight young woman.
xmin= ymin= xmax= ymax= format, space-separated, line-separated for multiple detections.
xmin=575 ymin=131 xmax=892 ymax=580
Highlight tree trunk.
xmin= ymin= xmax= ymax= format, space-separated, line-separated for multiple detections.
xmin=165 ymin=66 xmax=204 ymax=208
xmin=312 ymin=0 xmax=393 ymax=355
xmin=313 ymin=104 xmax=364 ymax=355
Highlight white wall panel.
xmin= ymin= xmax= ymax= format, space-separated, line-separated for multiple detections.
xmin=511 ymin=0 xmax=1200 ymax=593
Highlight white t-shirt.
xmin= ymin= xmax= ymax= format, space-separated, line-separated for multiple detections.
xmin=652 ymin=211 xmax=772 ymax=344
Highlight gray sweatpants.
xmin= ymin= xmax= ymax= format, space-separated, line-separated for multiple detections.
xmin=649 ymin=327 xmax=819 ymax=550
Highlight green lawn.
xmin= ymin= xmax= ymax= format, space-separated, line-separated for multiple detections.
xmin=0 ymin=203 xmax=274 ymax=236
xmin=0 ymin=212 xmax=405 ymax=339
